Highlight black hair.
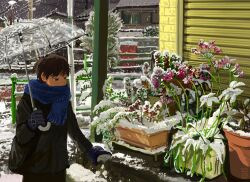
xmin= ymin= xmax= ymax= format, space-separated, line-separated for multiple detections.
xmin=35 ymin=54 xmax=70 ymax=81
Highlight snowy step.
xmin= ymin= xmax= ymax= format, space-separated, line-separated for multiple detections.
xmin=110 ymin=65 xmax=142 ymax=73
xmin=137 ymin=46 xmax=158 ymax=53
xmin=107 ymin=73 xmax=141 ymax=80
xmin=118 ymin=57 xmax=151 ymax=65
xmin=119 ymin=37 xmax=159 ymax=47
xmin=119 ymin=52 xmax=151 ymax=57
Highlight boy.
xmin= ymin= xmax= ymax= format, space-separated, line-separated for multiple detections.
xmin=9 ymin=54 xmax=111 ymax=182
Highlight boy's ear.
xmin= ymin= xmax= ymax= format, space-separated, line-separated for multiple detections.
xmin=41 ymin=72 xmax=47 ymax=82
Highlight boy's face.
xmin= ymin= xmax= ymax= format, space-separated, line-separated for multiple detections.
xmin=41 ymin=72 xmax=68 ymax=86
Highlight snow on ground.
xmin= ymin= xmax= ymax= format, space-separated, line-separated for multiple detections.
xmin=66 ymin=163 xmax=106 ymax=182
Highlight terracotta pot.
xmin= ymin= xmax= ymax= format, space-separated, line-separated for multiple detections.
xmin=224 ymin=129 xmax=250 ymax=180
xmin=115 ymin=126 xmax=170 ymax=150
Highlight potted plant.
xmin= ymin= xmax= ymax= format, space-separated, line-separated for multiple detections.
xmin=222 ymin=83 xmax=250 ymax=180
xmin=114 ymin=99 xmax=182 ymax=150
xmin=91 ymin=74 xmax=182 ymax=150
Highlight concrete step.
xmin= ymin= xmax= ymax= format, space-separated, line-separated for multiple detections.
xmin=118 ymin=57 xmax=151 ymax=65
xmin=119 ymin=37 xmax=159 ymax=47
xmin=137 ymin=46 xmax=158 ymax=53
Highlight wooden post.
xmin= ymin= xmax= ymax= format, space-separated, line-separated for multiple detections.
xmin=91 ymin=0 xmax=108 ymax=112
xmin=28 ymin=0 xmax=33 ymax=20
xmin=67 ymin=0 xmax=76 ymax=113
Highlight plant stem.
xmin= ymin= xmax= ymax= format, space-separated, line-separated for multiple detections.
xmin=175 ymin=79 xmax=189 ymax=114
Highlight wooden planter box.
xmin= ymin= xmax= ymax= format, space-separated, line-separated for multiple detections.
xmin=115 ymin=125 xmax=171 ymax=150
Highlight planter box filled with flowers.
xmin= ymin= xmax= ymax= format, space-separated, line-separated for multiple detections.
xmin=91 ymin=39 xmax=248 ymax=181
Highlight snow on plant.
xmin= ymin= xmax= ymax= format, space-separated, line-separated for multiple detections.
xmin=219 ymin=81 xmax=245 ymax=104
xmin=80 ymin=11 xmax=123 ymax=69
xmin=91 ymin=107 xmax=127 ymax=144
xmin=102 ymin=76 xmax=129 ymax=105
xmin=142 ymin=62 xmax=150 ymax=78
xmin=164 ymin=128 xmax=225 ymax=181
xmin=143 ymin=25 xmax=159 ymax=37
xmin=200 ymin=93 xmax=219 ymax=107
xmin=92 ymin=100 xmax=116 ymax=117
xmin=220 ymin=81 xmax=250 ymax=133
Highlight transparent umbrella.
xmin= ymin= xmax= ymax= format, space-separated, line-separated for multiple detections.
xmin=0 ymin=18 xmax=84 ymax=131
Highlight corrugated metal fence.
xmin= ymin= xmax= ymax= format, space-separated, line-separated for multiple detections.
xmin=183 ymin=0 xmax=250 ymax=97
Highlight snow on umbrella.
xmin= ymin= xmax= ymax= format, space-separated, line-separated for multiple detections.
xmin=0 ymin=18 xmax=84 ymax=131
xmin=0 ymin=18 xmax=84 ymax=68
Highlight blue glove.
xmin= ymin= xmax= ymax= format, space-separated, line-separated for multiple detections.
xmin=88 ymin=146 xmax=112 ymax=165
xmin=27 ymin=110 xmax=46 ymax=131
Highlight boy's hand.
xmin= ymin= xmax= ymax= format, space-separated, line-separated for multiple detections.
xmin=27 ymin=110 xmax=46 ymax=130
xmin=88 ymin=146 xmax=112 ymax=165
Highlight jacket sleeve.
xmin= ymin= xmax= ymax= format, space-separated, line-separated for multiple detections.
xmin=67 ymin=102 xmax=93 ymax=153
xmin=15 ymin=94 xmax=36 ymax=145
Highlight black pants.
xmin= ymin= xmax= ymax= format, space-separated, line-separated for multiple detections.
xmin=22 ymin=170 xmax=66 ymax=182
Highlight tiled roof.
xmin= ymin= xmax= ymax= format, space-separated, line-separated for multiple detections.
xmin=0 ymin=0 xmax=87 ymax=19
xmin=116 ymin=0 xmax=159 ymax=8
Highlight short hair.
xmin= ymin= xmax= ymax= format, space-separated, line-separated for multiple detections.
xmin=35 ymin=54 xmax=70 ymax=81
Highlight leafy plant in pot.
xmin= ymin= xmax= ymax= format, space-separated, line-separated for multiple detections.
xmin=223 ymin=87 xmax=250 ymax=180
xmin=164 ymin=90 xmax=227 ymax=181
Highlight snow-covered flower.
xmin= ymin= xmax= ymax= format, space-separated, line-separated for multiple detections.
xmin=218 ymin=81 xmax=245 ymax=104
xmin=200 ymin=93 xmax=219 ymax=107
xmin=153 ymin=51 xmax=161 ymax=59
xmin=162 ymin=50 xmax=169 ymax=58
xmin=229 ymin=80 xmax=245 ymax=89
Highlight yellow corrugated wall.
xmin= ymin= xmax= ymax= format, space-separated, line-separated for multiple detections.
xmin=183 ymin=0 xmax=250 ymax=97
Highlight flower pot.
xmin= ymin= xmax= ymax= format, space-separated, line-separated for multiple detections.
xmin=167 ymin=132 xmax=225 ymax=180
xmin=115 ymin=125 xmax=171 ymax=150
xmin=185 ymin=149 xmax=224 ymax=179
xmin=223 ymin=129 xmax=250 ymax=180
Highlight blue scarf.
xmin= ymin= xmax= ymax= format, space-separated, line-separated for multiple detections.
xmin=24 ymin=79 xmax=71 ymax=125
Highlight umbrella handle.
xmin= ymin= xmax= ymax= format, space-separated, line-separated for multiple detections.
xmin=38 ymin=122 xmax=51 ymax=132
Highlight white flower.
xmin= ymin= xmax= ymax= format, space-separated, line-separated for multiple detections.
xmin=153 ymin=51 xmax=161 ymax=59
xmin=200 ymin=93 xmax=219 ymax=107
xmin=162 ymin=50 xmax=169 ymax=57
xmin=229 ymin=81 xmax=245 ymax=89
xmin=219 ymin=88 xmax=243 ymax=104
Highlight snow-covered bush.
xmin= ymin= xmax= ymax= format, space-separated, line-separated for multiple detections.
xmin=80 ymin=11 xmax=123 ymax=69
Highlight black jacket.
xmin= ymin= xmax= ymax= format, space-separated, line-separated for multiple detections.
xmin=15 ymin=93 xmax=93 ymax=174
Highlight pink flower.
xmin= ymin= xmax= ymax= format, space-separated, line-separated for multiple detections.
xmin=238 ymin=71 xmax=244 ymax=78
xmin=208 ymin=40 xmax=216 ymax=49
xmin=163 ymin=69 xmax=175 ymax=81
xmin=151 ymin=77 xmax=160 ymax=88
xmin=214 ymin=46 xmax=222 ymax=54
xmin=183 ymin=75 xmax=193 ymax=84
xmin=177 ymin=69 xmax=186 ymax=79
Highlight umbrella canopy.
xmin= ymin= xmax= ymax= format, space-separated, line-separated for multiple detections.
xmin=0 ymin=18 xmax=84 ymax=131
xmin=0 ymin=18 xmax=84 ymax=69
